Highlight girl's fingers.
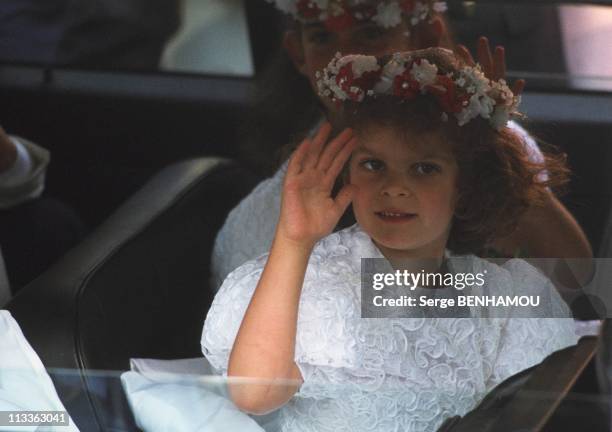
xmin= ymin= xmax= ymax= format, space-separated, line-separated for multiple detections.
xmin=317 ymin=128 xmax=354 ymax=172
xmin=287 ymin=137 xmax=310 ymax=176
xmin=493 ymin=46 xmax=506 ymax=81
xmin=455 ymin=44 xmax=475 ymax=66
xmin=323 ymin=137 xmax=357 ymax=188
xmin=303 ymin=122 xmax=332 ymax=169
xmin=477 ymin=37 xmax=494 ymax=79
xmin=427 ymin=17 xmax=444 ymax=47
xmin=512 ymin=78 xmax=526 ymax=96
xmin=333 ymin=184 xmax=356 ymax=216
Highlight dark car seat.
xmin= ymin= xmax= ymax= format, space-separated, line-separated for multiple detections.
xmin=6 ymin=157 xmax=259 ymax=431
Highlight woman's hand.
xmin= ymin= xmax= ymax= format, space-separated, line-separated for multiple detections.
xmin=455 ymin=36 xmax=525 ymax=95
xmin=277 ymin=123 xmax=357 ymax=247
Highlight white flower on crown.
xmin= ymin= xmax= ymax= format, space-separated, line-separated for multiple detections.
xmin=318 ymin=53 xmax=381 ymax=102
xmin=373 ymin=1 xmax=403 ymax=29
xmin=313 ymin=0 xmax=330 ymax=9
xmin=270 ymin=0 xmax=298 ymax=15
xmin=459 ymin=66 xmax=490 ymax=95
xmin=410 ymin=59 xmax=438 ymax=88
xmin=411 ymin=1 xmax=431 ymax=25
xmin=374 ymin=57 xmax=406 ymax=93
xmin=490 ymin=105 xmax=512 ymax=130
xmin=433 ymin=1 xmax=448 ymax=12
xmin=456 ymin=93 xmax=496 ymax=126
xmin=351 ymin=55 xmax=380 ymax=76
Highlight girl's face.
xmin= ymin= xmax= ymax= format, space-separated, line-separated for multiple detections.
xmin=286 ymin=21 xmax=415 ymax=112
xmin=348 ymin=124 xmax=459 ymax=261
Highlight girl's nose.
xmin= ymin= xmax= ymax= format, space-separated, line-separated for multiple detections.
xmin=381 ymin=175 xmax=413 ymax=197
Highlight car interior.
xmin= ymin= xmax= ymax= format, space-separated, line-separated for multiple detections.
xmin=1 ymin=0 xmax=612 ymax=430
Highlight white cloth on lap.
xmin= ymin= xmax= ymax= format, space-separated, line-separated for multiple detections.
xmin=121 ymin=357 xmax=266 ymax=432
xmin=130 ymin=357 xmax=215 ymax=377
xmin=0 ymin=310 xmax=80 ymax=432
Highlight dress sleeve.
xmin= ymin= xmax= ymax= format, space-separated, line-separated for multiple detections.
xmin=484 ymin=259 xmax=578 ymax=391
xmin=201 ymin=255 xmax=267 ymax=374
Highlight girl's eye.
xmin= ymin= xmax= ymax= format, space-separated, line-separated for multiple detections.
xmin=360 ymin=159 xmax=384 ymax=172
xmin=412 ymin=162 xmax=441 ymax=176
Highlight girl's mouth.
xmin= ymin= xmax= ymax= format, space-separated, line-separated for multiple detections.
xmin=375 ymin=211 xmax=417 ymax=222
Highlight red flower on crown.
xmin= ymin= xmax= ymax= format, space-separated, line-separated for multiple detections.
xmin=426 ymin=75 xmax=468 ymax=113
xmin=392 ymin=63 xmax=421 ymax=99
xmin=297 ymin=0 xmax=322 ymax=20
xmin=400 ymin=0 xmax=416 ymax=14
xmin=336 ymin=62 xmax=382 ymax=101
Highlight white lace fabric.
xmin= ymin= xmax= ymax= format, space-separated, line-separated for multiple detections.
xmin=202 ymin=225 xmax=578 ymax=432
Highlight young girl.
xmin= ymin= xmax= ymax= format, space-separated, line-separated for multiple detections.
xmin=202 ymin=48 xmax=578 ymax=431
xmin=211 ymin=0 xmax=591 ymax=292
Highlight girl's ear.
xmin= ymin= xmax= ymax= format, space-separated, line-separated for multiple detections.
xmin=283 ymin=31 xmax=308 ymax=76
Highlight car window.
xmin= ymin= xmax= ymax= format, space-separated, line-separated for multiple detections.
xmin=449 ymin=2 xmax=612 ymax=91
xmin=0 ymin=0 xmax=255 ymax=76
xmin=160 ymin=0 xmax=254 ymax=76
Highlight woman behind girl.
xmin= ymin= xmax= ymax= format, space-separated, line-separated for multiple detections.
xmin=202 ymin=48 xmax=578 ymax=431
xmin=211 ymin=0 xmax=592 ymax=292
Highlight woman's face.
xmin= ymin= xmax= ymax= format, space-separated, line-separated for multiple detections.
xmin=286 ymin=20 xmax=416 ymax=112
xmin=348 ymin=124 xmax=459 ymax=261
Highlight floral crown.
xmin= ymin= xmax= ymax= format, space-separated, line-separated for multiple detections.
xmin=316 ymin=49 xmax=521 ymax=129
xmin=266 ymin=0 xmax=447 ymax=31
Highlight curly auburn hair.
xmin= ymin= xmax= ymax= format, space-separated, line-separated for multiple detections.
xmin=334 ymin=58 xmax=568 ymax=254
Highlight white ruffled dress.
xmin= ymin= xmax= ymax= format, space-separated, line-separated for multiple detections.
xmin=202 ymin=224 xmax=578 ymax=432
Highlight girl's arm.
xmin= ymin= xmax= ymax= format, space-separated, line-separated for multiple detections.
xmin=227 ymin=123 xmax=357 ymax=414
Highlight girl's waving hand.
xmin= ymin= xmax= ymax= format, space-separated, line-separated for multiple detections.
xmin=278 ymin=123 xmax=357 ymax=247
